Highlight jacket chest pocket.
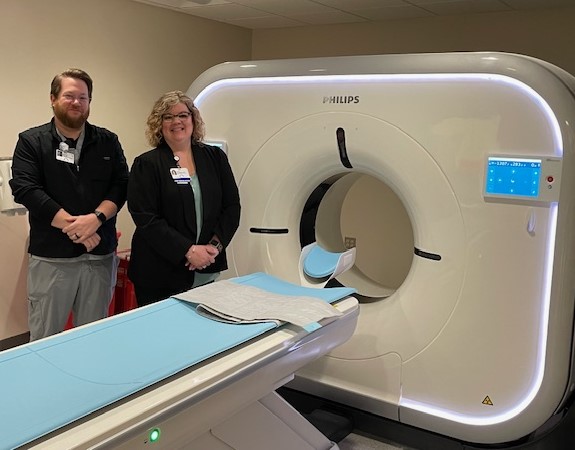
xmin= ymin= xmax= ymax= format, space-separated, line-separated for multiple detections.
xmin=89 ymin=160 xmax=113 ymax=182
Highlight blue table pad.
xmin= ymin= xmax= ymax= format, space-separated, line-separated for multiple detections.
xmin=0 ymin=272 xmax=355 ymax=449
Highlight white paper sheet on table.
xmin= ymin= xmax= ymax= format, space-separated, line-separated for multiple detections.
xmin=173 ymin=280 xmax=342 ymax=327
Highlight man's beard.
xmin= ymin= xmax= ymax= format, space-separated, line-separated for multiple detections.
xmin=53 ymin=103 xmax=89 ymax=129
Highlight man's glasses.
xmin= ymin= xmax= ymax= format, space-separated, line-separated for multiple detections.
xmin=162 ymin=112 xmax=192 ymax=122
xmin=61 ymin=94 xmax=90 ymax=104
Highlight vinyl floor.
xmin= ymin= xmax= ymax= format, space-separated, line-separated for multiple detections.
xmin=338 ymin=432 xmax=413 ymax=450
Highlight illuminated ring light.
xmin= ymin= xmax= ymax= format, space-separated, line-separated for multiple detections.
xmin=195 ymin=73 xmax=562 ymax=426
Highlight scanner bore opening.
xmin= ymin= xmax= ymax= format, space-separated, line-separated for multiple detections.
xmin=299 ymin=172 xmax=414 ymax=300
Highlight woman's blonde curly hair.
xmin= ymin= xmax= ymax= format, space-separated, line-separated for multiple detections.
xmin=145 ymin=90 xmax=205 ymax=147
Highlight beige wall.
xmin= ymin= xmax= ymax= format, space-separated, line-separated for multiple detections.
xmin=2 ymin=1 xmax=574 ymax=343
xmin=0 ymin=0 xmax=251 ymax=343
xmin=252 ymin=7 xmax=575 ymax=76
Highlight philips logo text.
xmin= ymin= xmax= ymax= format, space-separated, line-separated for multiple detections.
xmin=323 ymin=95 xmax=360 ymax=104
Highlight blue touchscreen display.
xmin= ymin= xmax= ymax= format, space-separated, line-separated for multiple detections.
xmin=486 ymin=157 xmax=541 ymax=198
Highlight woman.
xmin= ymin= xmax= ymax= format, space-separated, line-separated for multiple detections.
xmin=127 ymin=91 xmax=240 ymax=305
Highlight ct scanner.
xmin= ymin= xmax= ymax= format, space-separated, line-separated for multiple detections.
xmin=186 ymin=52 xmax=575 ymax=446
xmin=2 ymin=52 xmax=575 ymax=449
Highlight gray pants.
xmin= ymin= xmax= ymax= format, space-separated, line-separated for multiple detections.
xmin=27 ymin=254 xmax=117 ymax=341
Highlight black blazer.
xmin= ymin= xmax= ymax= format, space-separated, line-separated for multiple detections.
xmin=127 ymin=141 xmax=240 ymax=292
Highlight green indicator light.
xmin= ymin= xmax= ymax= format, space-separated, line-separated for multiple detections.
xmin=149 ymin=428 xmax=161 ymax=443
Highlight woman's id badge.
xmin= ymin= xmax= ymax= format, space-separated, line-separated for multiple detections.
xmin=170 ymin=167 xmax=191 ymax=184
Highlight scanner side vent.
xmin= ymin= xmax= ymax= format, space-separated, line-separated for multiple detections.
xmin=336 ymin=127 xmax=353 ymax=169
xmin=250 ymin=228 xmax=289 ymax=234
xmin=414 ymin=247 xmax=442 ymax=261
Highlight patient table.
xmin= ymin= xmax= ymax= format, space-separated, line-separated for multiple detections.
xmin=0 ymin=273 xmax=358 ymax=449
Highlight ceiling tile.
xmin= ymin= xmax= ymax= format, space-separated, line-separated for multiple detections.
xmin=503 ymin=0 xmax=575 ymax=9
xmin=314 ymin=0 xmax=407 ymax=9
xmin=229 ymin=15 xmax=306 ymax=28
xmin=233 ymin=0 xmax=340 ymax=15
xmin=352 ymin=5 xmax=434 ymax=20
xmin=290 ymin=11 xmax=368 ymax=25
xmin=131 ymin=0 xmax=575 ymax=29
xmin=180 ymin=3 xmax=269 ymax=19
xmin=182 ymin=0 xmax=231 ymax=6
xmin=414 ymin=0 xmax=510 ymax=15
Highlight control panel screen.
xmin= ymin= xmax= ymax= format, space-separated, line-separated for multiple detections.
xmin=485 ymin=156 xmax=541 ymax=198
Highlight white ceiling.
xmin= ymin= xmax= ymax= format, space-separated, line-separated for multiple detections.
xmin=132 ymin=0 xmax=575 ymax=29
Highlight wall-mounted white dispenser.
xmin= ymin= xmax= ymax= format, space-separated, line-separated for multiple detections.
xmin=0 ymin=157 xmax=26 ymax=216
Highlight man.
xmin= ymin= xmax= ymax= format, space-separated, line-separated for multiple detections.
xmin=10 ymin=68 xmax=129 ymax=341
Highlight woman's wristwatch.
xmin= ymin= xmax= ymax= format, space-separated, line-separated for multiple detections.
xmin=209 ymin=239 xmax=223 ymax=253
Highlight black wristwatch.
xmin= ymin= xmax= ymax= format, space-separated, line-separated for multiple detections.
xmin=209 ymin=239 xmax=223 ymax=253
xmin=94 ymin=210 xmax=107 ymax=224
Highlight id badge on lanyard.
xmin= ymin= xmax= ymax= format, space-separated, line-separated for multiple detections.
xmin=55 ymin=142 xmax=75 ymax=165
xmin=171 ymin=167 xmax=191 ymax=184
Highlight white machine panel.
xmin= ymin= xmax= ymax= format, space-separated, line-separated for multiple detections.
xmin=187 ymin=52 xmax=575 ymax=445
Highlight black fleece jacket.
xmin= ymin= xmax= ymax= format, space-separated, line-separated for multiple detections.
xmin=10 ymin=119 xmax=129 ymax=257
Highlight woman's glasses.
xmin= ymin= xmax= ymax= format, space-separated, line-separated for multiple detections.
xmin=162 ymin=112 xmax=192 ymax=122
